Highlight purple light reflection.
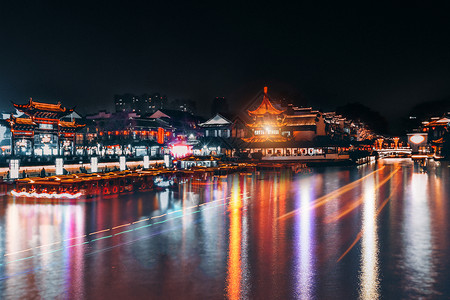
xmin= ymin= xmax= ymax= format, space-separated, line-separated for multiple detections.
xmin=293 ymin=176 xmax=316 ymax=299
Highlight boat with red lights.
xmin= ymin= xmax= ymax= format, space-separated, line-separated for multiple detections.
xmin=10 ymin=162 xmax=259 ymax=199
xmin=11 ymin=169 xmax=164 ymax=199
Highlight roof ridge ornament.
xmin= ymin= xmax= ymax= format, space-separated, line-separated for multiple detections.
xmin=248 ymin=86 xmax=285 ymax=116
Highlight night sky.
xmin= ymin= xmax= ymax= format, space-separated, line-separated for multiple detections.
xmin=1 ymin=2 xmax=450 ymax=122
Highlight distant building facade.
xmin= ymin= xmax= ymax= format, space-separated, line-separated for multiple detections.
xmin=84 ymin=110 xmax=173 ymax=157
xmin=114 ymin=93 xmax=168 ymax=114
xmin=419 ymin=113 xmax=450 ymax=158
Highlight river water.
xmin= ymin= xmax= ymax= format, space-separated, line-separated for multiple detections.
xmin=0 ymin=158 xmax=449 ymax=299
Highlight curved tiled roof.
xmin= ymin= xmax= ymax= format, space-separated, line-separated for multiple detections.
xmin=284 ymin=115 xmax=317 ymax=126
xmin=248 ymin=87 xmax=284 ymax=116
xmin=12 ymin=117 xmax=37 ymax=126
xmin=59 ymin=121 xmax=85 ymax=128
xmin=13 ymin=99 xmax=70 ymax=113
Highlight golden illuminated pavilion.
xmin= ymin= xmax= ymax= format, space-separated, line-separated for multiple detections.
xmin=244 ymin=87 xmax=287 ymax=143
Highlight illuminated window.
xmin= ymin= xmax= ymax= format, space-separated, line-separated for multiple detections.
xmin=39 ymin=123 xmax=53 ymax=130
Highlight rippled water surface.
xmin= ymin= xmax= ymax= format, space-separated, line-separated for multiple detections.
xmin=0 ymin=159 xmax=449 ymax=299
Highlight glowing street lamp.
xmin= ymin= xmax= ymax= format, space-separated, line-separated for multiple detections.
xmin=91 ymin=157 xmax=98 ymax=173
xmin=143 ymin=155 xmax=149 ymax=169
xmin=393 ymin=137 xmax=399 ymax=149
xmin=9 ymin=159 xmax=19 ymax=179
xmin=119 ymin=156 xmax=126 ymax=171
xmin=55 ymin=158 xmax=64 ymax=175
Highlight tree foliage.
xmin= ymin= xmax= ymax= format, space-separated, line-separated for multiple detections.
xmin=336 ymin=102 xmax=388 ymax=134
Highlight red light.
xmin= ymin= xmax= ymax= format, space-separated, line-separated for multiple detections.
xmin=157 ymin=128 xmax=165 ymax=144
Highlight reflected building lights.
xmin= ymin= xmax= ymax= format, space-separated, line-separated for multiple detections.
xmin=239 ymin=175 xmax=250 ymax=300
xmin=294 ymin=177 xmax=315 ymax=300
xmin=1 ymin=162 xmax=448 ymax=298
xmin=226 ymin=178 xmax=242 ymax=300
xmin=64 ymin=205 xmax=85 ymax=298
xmin=402 ymin=173 xmax=434 ymax=297
xmin=359 ymin=177 xmax=380 ymax=300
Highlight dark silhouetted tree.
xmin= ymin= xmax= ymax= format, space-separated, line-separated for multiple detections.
xmin=336 ymin=103 xmax=388 ymax=134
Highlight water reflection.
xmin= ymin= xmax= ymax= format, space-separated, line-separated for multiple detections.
xmin=4 ymin=203 xmax=86 ymax=298
xmin=359 ymin=175 xmax=380 ymax=299
xmin=293 ymin=176 xmax=315 ymax=299
xmin=402 ymin=173 xmax=434 ymax=297
xmin=226 ymin=177 xmax=243 ymax=300
xmin=240 ymin=176 xmax=250 ymax=300
xmin=0 ymin=161 xmax=449 ymax=298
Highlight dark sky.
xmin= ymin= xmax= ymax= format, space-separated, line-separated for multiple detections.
xmin=1 ymin=2 xmax=450 ymax=121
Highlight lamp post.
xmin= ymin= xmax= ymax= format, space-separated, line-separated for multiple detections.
xmin=119 ymin=156 xmax=126 ymax=171
xmin=91 ymin=156 xmax=98 ymax=173
xmin=393 ymin=137 xmax=399 ymax=149
xmin=9 ymin=158 xmax=20 ymax=179
xmin=55 ymin=157 xmax=64 ymax=175
xmin=143 ymin=155 xmax=149 ymax=169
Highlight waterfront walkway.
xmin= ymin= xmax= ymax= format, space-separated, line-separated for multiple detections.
xmin=0 ymin=159 xmax=164 ymax=178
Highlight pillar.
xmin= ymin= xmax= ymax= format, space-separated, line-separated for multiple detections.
xmin=10 ymin=133 xmax=15 ymax=157
xmin=31 ymin=135 xmax=35 ymax=157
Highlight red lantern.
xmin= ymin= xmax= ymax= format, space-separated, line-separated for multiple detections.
xmin=157 ymin=128 xmax=165 ymax=144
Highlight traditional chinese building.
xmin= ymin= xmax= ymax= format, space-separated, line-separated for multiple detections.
xmin=199 ymin=113 xmax=232 ymax=138
xmin=245 ymin=87 xmax=287 ymax=143
xmin=421 ymin=113 xmax=450 ymax=157
xmin=6 ymin=99 xmax=84 ymax=156
xmin=240 ymin=87 xmax=349 ymax=159
xmin=85 ymin=110 xmax=172 ymax=157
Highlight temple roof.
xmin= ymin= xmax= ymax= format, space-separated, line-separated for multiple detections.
xmin=59 ymin=121 xmax=85 ymax=128
xmin=425 ymin=117 xmax=450 ymax=127
xmin=150 ymin=110 xmax=171 ymax=119
xmin=199 ymin=114 xmax=232 ymax=127
xmin=432 ymin=137 xmax=445 ymax=144
xmin=247 ymin=119 xmax=287 ymax=128
xmin=248 ymin=87 xmax=284 ymax=116
xmin=13 ymin=98 xmax=74 ymax=118
xmin=7 ymin=116 xmax=37 ymax=126
xmin=284 ymin=115 xmax=317 ymax=126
